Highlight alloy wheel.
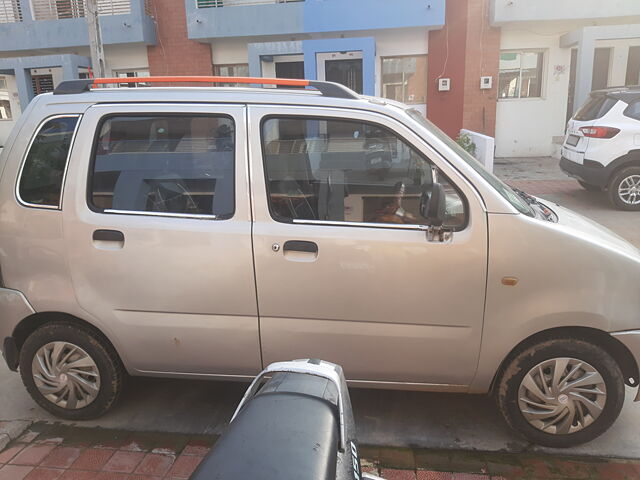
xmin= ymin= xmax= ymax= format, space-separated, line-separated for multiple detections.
xmin=617 ymin=174 xmax=640 ymax=205
xmin=31 ymin=341 xmax=101 ymax=409
xmin=517 ymin=357 xmax=607 ymax=435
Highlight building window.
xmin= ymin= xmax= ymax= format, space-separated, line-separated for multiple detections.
xmin=213 ymin=64 xmax=250 ymax=87
xmin=19 ymin=116 xmax=79 ymax=207
xmin=197 ymin=0 xmax=223 ymax=7
xmin=498 ymin=51 xmax=544 ymax=99
xmin=381 ymin=55 xmax=427 ymax=105
xmin=114 ymin=70 xmax=150 ymax=87
xmin=0 ymin=77 xmax=12 ymax=120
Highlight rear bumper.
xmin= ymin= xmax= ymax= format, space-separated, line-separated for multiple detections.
xmin=611 ymin=330 xmax=640 ymax=402
xmin=0 ymin=288 xmax=35 ymax=370
xmin=559 ymin=156 xmax=609 ymax=188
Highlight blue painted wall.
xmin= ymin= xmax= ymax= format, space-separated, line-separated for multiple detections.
xmin=304 ymin=0 xmax=445 ymax=32
xmin=186 ymin=0 xmax=445 ymax=40
xmin=188 ymin=2 xmax=303 ymax=39
xmin=0 ymin=0 xmax=155 ymax=53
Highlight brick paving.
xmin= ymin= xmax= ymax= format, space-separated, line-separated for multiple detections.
xmin=1 ymin=422 xmax=639 ymax=479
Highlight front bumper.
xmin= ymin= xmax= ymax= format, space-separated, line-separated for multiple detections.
xmin=611 ymin=330 xmax=640 ymax=401
xmin=559 ymin=156 xmax=609 ymax=188
xmin=0 ymin=288 xmax=35 ymax=370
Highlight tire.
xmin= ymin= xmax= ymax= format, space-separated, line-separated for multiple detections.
xmin=607 ymin=166 xmax=640 ymax=211
xmin=19 ymin=322 xmax=124 ymax=420
xmin=577 ymin=180 xmax=602 ymax=192
xmin=496 ymin=338 xmax=625 ymax=448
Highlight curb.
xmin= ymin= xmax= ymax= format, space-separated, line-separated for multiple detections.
xmin=0 ymin=420 xmax=32 ymax=451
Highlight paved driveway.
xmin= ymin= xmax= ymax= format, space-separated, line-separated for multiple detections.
xmin=0 ymin=156 xmax=639 ymax=459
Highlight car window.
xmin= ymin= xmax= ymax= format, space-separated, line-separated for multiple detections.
xmin=90 ymin=115 xmax=235 ymax=218
xmin=18 ymin=116 xmax=79 ymax=207
xmin=574 ymin=95 xmax=617 ymax=121
xmin=261 ymin=117 xmax=467 ymax=229
xmin=623 ymin=101 xmax=640 ymax=121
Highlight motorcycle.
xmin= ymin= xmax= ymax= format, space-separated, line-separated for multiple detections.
xmin=191 ymin=359 xmax=383 ymax=480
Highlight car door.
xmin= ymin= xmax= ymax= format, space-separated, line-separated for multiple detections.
xmin=249 ymin=105 xmax=488 ymax=386
xmin=62 ymin=104 xmax=261 ymax=377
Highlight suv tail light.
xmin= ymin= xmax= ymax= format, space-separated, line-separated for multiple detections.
xmin=579 ymin=126 xmax=620 ymax=138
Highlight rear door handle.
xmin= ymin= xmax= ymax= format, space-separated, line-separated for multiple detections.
xmin=93 ymin=229 xmax=124 ymax=242
xmin=283 ymin=240 xmax=318 ymax=254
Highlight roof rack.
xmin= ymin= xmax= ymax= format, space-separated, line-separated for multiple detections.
xmin=53 ymin=76 xmax=360 ymax=100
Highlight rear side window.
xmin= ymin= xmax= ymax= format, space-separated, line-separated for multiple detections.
xmin=574 ymin=95 xmax=617 ymax=121
xmin=18 ymin=116 xmax=79 ymax=207
xmin=90 ymin=115 xmax=235 ymax=218
xmin=623 ymin=101 xmax=640 ymax=121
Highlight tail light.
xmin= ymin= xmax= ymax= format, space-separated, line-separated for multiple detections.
xmin=579 ymin=126 xmax=620 ymax=138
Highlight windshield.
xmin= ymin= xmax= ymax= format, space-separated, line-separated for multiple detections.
xmin=405 ymin=109 xmax=534 ymax=216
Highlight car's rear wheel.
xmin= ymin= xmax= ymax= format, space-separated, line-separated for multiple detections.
xmin=607 ymin=166 xmax=640 ymax=211
xmin=496 ymin=338 xmax=625 ymax=447
xmin=19 ymin=322 xmax=124 ymax=420
xmin=577 ymin=180 xmax=602 ymax=192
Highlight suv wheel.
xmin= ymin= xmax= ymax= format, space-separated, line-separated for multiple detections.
xmin=607 ymin=166 xmax=640 ymax=211
xmin=19 ymin=322 xmax=124 ymax=420
xmin=496 ymin=338 xmax=624 ymax=448
xmin=577 ymin=180 xmax=602 ymax=192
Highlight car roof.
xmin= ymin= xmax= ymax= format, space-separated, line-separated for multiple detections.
xmin=591 ymin=85 xmax=640 ymax=103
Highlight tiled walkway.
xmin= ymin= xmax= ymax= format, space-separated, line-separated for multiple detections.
xmin=1 ymin=423 xmax=640 ymax=480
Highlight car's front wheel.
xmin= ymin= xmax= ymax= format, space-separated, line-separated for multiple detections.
xmin=496 ymin=338 xmax=625 ymax=448
xmin=19 ymin=322 xmax=124 ymax=420
xmin=607 ymin=166 xmax=640 ymax=211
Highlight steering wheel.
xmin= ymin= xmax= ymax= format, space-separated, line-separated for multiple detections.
xmin=284 ymin=186 xmax=316 ymax=220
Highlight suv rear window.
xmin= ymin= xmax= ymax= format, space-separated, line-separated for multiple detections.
xmin=90 ymin=114 xmax=235 ymax=218
xmin=623 ymin=101 xmax=640 ymax=121
xmin=18 ymin=115 xmax=79 ymax=208
xmin=574 ymin=95 xmax=618 ymax=121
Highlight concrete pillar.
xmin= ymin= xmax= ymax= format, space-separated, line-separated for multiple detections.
xmin=14 ymin=68 xmax=33 ymax=113
xmin=573 ymin=33 xmax=596 ymax=111
xmin=61 ymin=59 xmax=79 ymax=81
xmin=19 ymin=0 xmax=34 ymax=22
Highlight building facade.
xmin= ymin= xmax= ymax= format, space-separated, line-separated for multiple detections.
xmin=0 ymin=0 xmax=639 ymax=158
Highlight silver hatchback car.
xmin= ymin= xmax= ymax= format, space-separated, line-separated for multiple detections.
xmin=1 ymin=76 xmax=640 ymax=448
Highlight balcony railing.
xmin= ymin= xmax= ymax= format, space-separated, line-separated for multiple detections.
xmin=0 ymin=0 xmax=22 ymax=23
xmin=196 ymin=0 xmax=302 ymax=7
xmin=31 ymin=0 xmax=131 ymax=21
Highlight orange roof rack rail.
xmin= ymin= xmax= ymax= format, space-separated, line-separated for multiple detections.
xmin=53 ymin=76 xmax=359 ymax=100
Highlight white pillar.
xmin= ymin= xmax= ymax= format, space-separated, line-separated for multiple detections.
xmin=573 ymin=33 xmax=596 ymax=112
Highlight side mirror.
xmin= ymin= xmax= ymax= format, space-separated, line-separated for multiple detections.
xmin=420 ymin=182 xmax=446 ymax=227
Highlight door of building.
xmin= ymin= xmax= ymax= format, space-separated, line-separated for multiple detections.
xmin=316 ymin=52 xmax=363 ymax=94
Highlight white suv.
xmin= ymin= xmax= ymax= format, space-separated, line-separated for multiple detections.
xmin=561 ymin=86 xmax=640 ymax=210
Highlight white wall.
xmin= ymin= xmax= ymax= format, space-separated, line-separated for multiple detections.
xmin=496 ymin=25 xmax=640 ymax=158
xmin=211 ymin=38 xmax=250 ymax=65
xmin=495 ymin=28 xmax=571 ymax=157
xmin=104 ymin=45 xmax=149 ymax=75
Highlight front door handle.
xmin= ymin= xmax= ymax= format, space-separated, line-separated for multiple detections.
xmin=93 ymin=229 xmax=125 ymax=242
xmin=283 ymin=240 xmax=318 ymax=254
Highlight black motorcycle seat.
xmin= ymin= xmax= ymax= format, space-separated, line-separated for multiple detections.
xmin=191 ymin=390 xmax=339 ymax=480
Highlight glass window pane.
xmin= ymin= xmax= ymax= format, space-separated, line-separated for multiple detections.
xmin=262 ymin=117 xmax=466 ymax=229
xmin=19 ymin=116 xmax=78 ymax=206
xmin=213 ymin=64 xmax=250 ymax=87
xmin=0 ymin=76 xmax=11 ymax=119
xmin=382 ymin=56 xmax=427 ymax=104
xmin=520 ymin=52 xmax=543 ymax=98
xmin=91 ymin=115 xmax=235 ymax=218
xmin=498 ymin=52 xmax=521 ymax=99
